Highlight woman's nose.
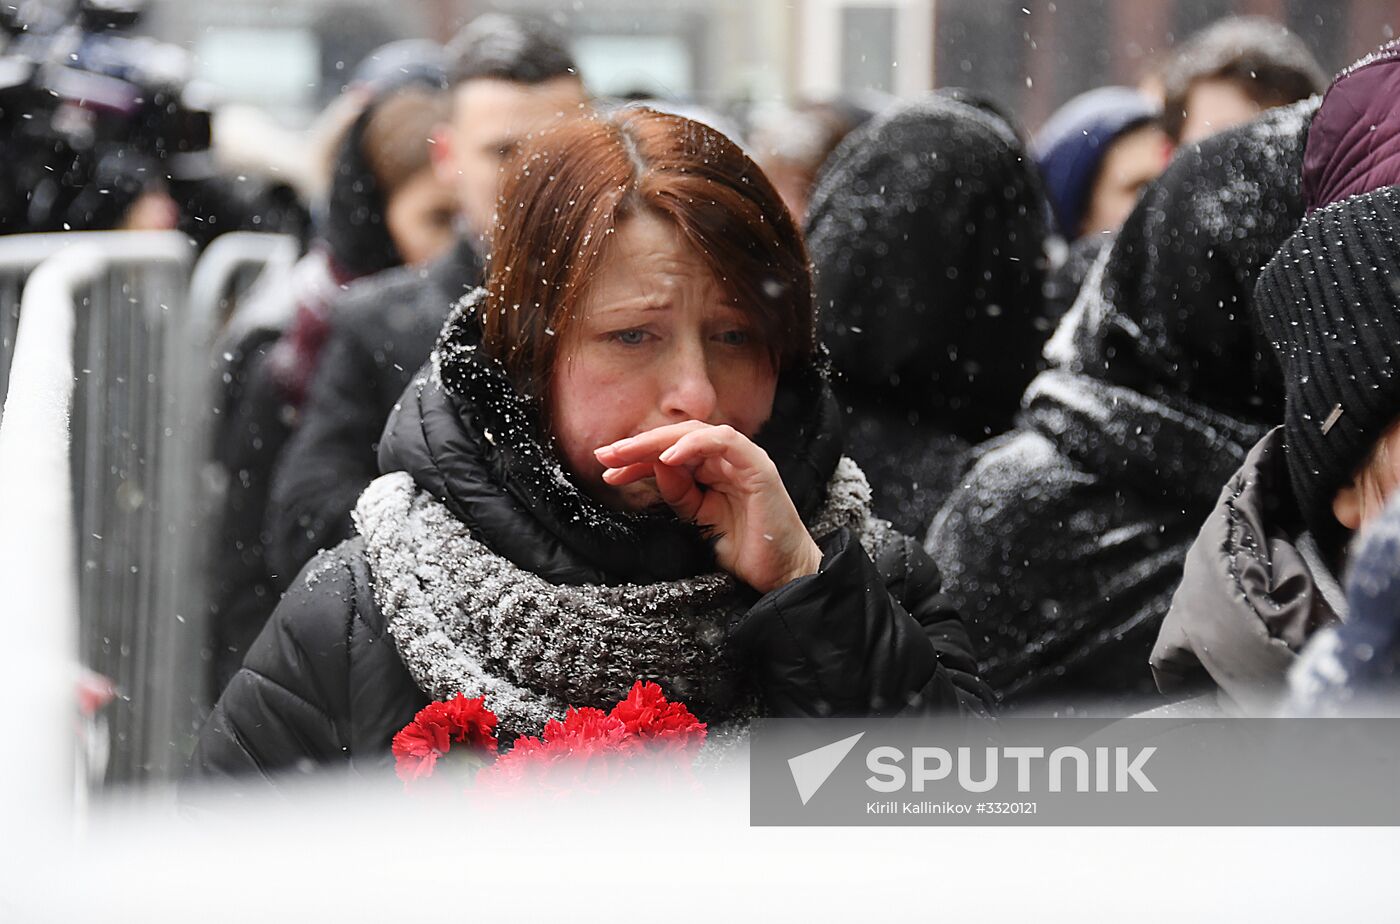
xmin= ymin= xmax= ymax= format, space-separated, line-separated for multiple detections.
xmin=661 ymin=343 xmax=720 ymax=423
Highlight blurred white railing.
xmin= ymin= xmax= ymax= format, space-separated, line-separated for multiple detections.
xmin=189 ymin=231 xmax=299 ymax=343
xmin=0 ymin=231 xmax=298 ymax=815
xmin=0 ymin=244 xmax=103 ymax=831
xmin=0 ymin=232 xmax=108 ymax=425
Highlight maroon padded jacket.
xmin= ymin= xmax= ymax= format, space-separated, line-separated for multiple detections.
xmin=1302 ymin=39 xmax=1400 ymax=214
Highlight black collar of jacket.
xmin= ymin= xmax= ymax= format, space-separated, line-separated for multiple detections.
xmin=378 ymin=289 xmax=843 ymax=586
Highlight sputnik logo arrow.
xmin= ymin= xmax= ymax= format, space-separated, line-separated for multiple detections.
xmin=788 ymin=732 xmax=866 ymax=805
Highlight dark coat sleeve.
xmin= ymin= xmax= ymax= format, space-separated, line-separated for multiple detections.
xmin=187 ymin=548 xmax=358 ymax=786
xmin=264 ymin=320 xmax=382 ymax=587
xmin=729 ymin=527 xmax=994 ymax=718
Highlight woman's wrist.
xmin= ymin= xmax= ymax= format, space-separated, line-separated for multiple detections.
xmin=764 ymin=537 xmax=824 ymax=594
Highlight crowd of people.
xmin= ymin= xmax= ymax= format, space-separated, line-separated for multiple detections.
xmin=39 ymin=10 xmax=1393 ymax=786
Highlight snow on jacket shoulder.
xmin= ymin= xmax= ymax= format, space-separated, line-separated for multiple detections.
xmin=1151 ymin=428 xmax=1344 ymax=714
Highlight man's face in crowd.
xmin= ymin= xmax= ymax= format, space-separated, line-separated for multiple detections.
xmin=1178 ymin=77 xmax=1263 ymax=145
xmin=443 ymin=75 xmax=588 ymax=242
xmin=1080 ymin=122 xmax=1171 ymax=237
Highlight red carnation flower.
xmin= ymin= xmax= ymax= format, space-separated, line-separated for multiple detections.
xmin=402 ymin=684 xmax=709 ymax=795
xmin=475 ymin=733 xmax=550 ymax=788
xmin=392 ymin=694 xmax=498 ymax=784
xmin=440 ymin=694 xmax=499 ymax=750
xmin=479 ymin=707 xmax=631 ymax=792
xmin=609 ymin=681 xmax=707 ymax=751
xmin=478 ymin=687 xmax=708 ymax=793
xmin=543 ymin=706 xmax=628 ymax=748
xmin=391 ymin=715 xmax=451 ymax=782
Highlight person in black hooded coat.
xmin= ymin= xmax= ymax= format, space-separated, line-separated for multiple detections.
xmin=805 ymin=92 xmax=1049 ymax=538
xmin=927 ymin=98 xmax=1319 ymax=707
xmin=189 ymin=109 xmax=991 ymax=789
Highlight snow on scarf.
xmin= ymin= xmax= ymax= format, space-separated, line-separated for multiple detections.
xmin=354 ymin=458 xmax=890 ymax=738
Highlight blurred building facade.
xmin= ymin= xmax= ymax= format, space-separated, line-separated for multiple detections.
xmin=939 ymin=0 xmax=1400 ymax=131
xmin=142 ymin=0 xmax=1398 ymax=129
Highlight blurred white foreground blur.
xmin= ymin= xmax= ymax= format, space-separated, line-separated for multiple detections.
xmin=5 ymin=768 xmax=1400 ymax=922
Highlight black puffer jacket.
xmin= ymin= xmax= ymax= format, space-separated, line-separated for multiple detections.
xmin=928 ymin=100 xmax=1317 ymax=706
xmin=264 ymin=237 xmax=482 ymax=585
xmin=805 ymin=92 xmax=1049 ymax=536
xmin=191 ymin=307 xmax=992 ymax=786
xmin=207 ymin=326 xmax=286 ymax=696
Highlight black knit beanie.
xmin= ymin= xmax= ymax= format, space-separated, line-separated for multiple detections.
xmin=1253 ymin=184 xmax=1400 ymax=547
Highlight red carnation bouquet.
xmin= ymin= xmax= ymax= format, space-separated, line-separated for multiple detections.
xmin=390 ymin=693 xmax=500 ymax=783
xmin=391 ymin=681 xmax=707 ymax=793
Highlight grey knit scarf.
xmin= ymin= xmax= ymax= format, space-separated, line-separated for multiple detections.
xmin=354 ymin=458 xmax=888 ymax=738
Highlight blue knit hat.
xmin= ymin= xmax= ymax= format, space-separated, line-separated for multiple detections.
xmin=1033 ymin=87 xmax=1160 ymax=239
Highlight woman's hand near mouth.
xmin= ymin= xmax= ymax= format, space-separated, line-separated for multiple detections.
xmin=595 ymin=420 xmax=823 ymax=594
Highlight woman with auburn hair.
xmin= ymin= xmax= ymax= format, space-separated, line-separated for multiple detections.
xmin=190 ymin=108 xmax=991 ymax=785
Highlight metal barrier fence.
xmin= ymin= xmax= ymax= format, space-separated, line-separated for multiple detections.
xmin=0 ymin=233 xmax=110 ymax=426
xmin=1 ymin=230 xmax=297 ymax=425
xmin=189 ymin=230 xmax=299 ymax=339
xmin=0 ymin=230 xmax=298 ymax=792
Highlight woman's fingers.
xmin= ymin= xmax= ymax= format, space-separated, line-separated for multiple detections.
xmin=593 ymin=420 xmax=711 ymax=467
xmin=656 ymin=425 xmax=768 ymax=481
xmin=595 ymin=422 xmax=776 ymax=531
xmin=600 ymin=462 xmax=655 ymax=486
xmin=598 ymin=459 xmax=708 ymax=522
xmin=652 ymin=463 xmax=705 ymax=520
xmin=593 ymin=422 xmax=812 ymax=593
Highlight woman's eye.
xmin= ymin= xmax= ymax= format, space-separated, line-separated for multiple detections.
xmin=716 ymin=329 xmax=751 ymax=346
xmin=610 ymin=329 xmax=649 ymax=345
